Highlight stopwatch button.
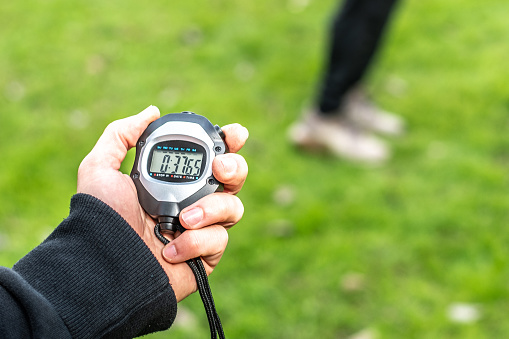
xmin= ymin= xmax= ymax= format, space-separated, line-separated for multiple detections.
xmin=214 ymin=125 xmax=225 ymax=139
xmin=181 ymin=111 xmax=195 ymax=115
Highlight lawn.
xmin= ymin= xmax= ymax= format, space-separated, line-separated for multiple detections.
xmin=1 ymin=0 xmax=509 ymax=338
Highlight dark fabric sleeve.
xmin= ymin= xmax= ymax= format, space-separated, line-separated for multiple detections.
xmin=0 ymin=267 xmax=70 ymax=338
xmin=5 ymin=193 xmax=177 ymax=339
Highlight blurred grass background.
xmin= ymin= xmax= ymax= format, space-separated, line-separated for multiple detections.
xmin=1 ymin=0 xmax=509 ymax=338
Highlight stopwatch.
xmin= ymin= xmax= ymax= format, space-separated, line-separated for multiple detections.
xmin=130 ymin=111 xmax=227 ymax=233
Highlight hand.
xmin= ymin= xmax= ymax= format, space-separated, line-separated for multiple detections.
xmin=77 ymin=106 xmax=249 ymax=301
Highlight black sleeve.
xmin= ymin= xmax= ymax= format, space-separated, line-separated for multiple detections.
xmin=0 ymin=193 xmax=177 ymax=339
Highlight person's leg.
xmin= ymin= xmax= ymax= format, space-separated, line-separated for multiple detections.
xmin=288 ymin=0 xmax=401 ymax=163
xmin=317 ymin=0 xmax=399 ymax=115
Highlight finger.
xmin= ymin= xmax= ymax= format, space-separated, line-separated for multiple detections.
xmin=84 ymin=105 xmax=160 ymax=170
xmin=179 ymin=193 xmax=244 ymax=230
xmin=212 ymin=153 xmax=248 ymax=194
xmin=221 ymin=123 xmax=249 ymax=153
xmin=162 ymin=225 xmax=228 ymax=268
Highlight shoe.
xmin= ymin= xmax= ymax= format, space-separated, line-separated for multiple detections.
xmin=288 ymin=111 xmax=389 ymax=164
xmin=343 ymin=87 xmax=404 ymax=136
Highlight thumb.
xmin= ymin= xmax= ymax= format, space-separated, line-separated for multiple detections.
xmin=86 ymin=105 xmax=160 ymax=170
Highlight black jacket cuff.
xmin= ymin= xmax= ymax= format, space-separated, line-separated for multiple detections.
xmin=13 ymin=193 xmax=177 ymax=338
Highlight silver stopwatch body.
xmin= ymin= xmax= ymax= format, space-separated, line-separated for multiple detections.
xmin=131 ymin=112 xmax=226 ymax=223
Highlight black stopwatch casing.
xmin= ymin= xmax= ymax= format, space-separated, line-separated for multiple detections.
xmin=130 ymin=112 xmax=226 ymax=228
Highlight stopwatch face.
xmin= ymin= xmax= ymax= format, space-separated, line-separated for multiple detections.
xmin=147 ymin=140 xmax=207 ymax=183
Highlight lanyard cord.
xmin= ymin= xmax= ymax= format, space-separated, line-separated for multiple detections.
xmin=155 ymin=223 xmax=225 ymax=339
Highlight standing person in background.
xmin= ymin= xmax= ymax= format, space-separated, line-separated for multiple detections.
xmin=289 ymin=0 xmax=403 ymax=164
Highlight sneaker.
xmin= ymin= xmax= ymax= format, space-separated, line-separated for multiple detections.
xmin=342 ymin=88 xmax=404 ymax=136
xmin=288 ymin=111 xmax=389 ymax=164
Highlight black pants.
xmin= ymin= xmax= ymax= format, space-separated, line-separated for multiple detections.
xmin=316 ymin=0 xmax=399 ymax=114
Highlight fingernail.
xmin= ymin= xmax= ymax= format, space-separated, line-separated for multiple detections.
xmin=163 ymin=245 xmax=177 ymax=261
xmin=220 ymin=157 xmax=237 ymax=175
xmin=182 ymin=207 xmax=203 ymax=227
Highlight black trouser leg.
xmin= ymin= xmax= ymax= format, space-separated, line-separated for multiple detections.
xmin=316 ymin=0 xmax=399 ymax=115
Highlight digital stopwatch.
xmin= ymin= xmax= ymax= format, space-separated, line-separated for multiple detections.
xmin=130 ymin=111 xmax=227 ymax=233
xmin=131 ymin=111 xmax=228 ymax=338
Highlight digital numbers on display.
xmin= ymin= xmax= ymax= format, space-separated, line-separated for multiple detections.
xmin=150 ymin=150 xmax=203 ymax=177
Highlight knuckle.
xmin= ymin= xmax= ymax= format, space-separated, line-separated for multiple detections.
xmin=77 ymin=158 xmax=88 ymax=176
xmin=230 ymin=155 xmax=248 ymax=184
xmin=195 ymin=193 xmax=245 ymax=227
xmin=78 ymin=153 xmax=101 ymax=173
xmin=209 ymin=194 xmax=243 ymax=223
xmin=105 ymin=119 xmax=122 ymax=132
xmin=235 ymin=197 xmax=245 ymax=219
xmin=78 ymin=154 xmax=95 ymax=176
xmin=237 ymin=155 xmax=249 ymax=178
xmin=187 ymin=231 xmax=201 ymax=253
xmin=218 ymin=227 xmax=229 ymax=250
xmin=227 ymin=195 xmax=243 ymax=217
xmin=219 ymin=194 xmax=236 ymax=216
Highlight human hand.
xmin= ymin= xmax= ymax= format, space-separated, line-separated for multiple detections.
xmin=77 ymin=106 xmax=248 ymax=301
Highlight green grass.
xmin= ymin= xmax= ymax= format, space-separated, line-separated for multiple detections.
xmin=1 ymin=0 xmax=509 ymax=338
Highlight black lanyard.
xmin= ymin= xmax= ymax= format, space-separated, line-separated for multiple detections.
xmin=155 ymin=223 xmax=225 ymax=339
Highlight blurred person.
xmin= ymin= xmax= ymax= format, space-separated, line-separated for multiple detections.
xmin=289 ymin=0 xmax=403 ymax=164
xmin=0 ymin=106 xmax=249 ymax=338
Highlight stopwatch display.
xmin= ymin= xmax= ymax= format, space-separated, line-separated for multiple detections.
xmin=147 ymin=140 xmax=206 ymax=182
